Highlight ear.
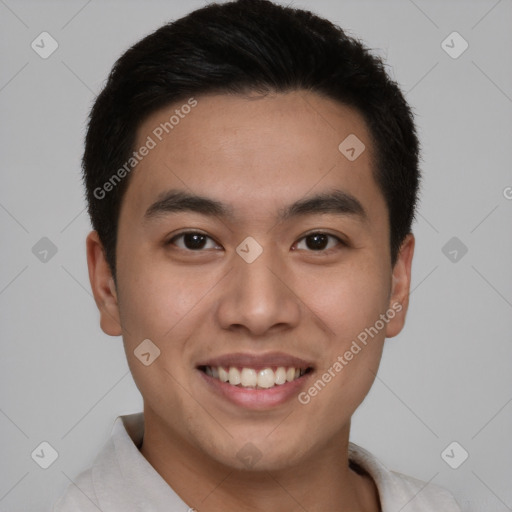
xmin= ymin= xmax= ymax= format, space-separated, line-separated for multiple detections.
xmin=86 ymin=230 xmax=122 ymax=336
xmin=385 ymin=233 xmax=415 ymax=338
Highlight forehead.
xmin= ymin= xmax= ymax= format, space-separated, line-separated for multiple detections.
xmin=122 ymin=91 xmax=385 ymax=225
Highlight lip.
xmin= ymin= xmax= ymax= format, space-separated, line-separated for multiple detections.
xmin=197 ymin=368 xmax=314 ymax=409
xmin=196 ymin=351 xmax=314 ymax=372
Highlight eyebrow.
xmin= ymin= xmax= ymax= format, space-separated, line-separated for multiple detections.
xmin=143 ymin=188 xmax=368 ymax=224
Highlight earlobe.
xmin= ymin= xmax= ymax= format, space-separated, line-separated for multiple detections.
xmin=86 ymin=231 xmax=123 ymax=336
xmin=385 ymin=233 xmax=415 ymax=339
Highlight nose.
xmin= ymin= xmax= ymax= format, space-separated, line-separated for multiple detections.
xmin=215 ymin=243 xmax=301 ymax=337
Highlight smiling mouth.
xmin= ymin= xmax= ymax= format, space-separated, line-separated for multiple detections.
xmin=198 ymin=365 xmax=314 ymax=390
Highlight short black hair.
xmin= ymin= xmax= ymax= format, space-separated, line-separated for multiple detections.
xmin=83 ymin=0 xmax=421 ymax=278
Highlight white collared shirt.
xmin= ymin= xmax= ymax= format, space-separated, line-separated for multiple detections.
xmin=53 ymin=412 xmax=462 ymax=511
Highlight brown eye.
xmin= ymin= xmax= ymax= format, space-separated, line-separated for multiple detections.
xmin=168 ymin=231 xmax=219 ymax=251
xmin=295 ymin=232 xmax=344 ymax=252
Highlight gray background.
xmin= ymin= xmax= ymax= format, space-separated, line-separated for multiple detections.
xmin=1 ymin=0 xmax=511 ymax=510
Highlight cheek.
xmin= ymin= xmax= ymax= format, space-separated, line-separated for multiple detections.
xmin=298 ymin=260 xmax=389 ymax=410
xmin=117 ymin=257 xmax=209 ymax=341
xmin=116 ymin=264 xmax=203 ymax=406
xmin=115 ymin=255 xmax=224 ymax=390
xmin=306 ymin=260 xmax=391 ymax=342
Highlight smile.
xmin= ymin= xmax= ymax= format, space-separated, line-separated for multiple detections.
xmin=198 ymin=365 xmax=312 ymax=390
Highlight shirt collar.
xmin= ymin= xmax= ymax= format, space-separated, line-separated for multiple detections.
xmin=90 ymin=412 xmax=457 ymax=512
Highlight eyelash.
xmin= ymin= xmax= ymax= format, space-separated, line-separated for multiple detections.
xmin=166 ymin=230 xmax=347 ymax=254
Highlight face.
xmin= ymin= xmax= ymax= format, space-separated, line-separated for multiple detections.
xmin=87 ymin=91 xmax=414 ymax=472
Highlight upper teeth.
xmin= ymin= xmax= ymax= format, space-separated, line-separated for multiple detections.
xmin=204 ymin=366 xmax=307 ymax=389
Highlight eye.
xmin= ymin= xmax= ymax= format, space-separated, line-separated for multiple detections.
xmin=166 ymin=230 xmax=346 ymax=253
xmin=294 ymin=232 xmax=345 ymax=253
xmin=167 ymin=231 xmax=221 ymax=251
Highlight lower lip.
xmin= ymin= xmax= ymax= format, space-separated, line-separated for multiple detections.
xmin=197 ymin=369 xmax=313 ymax=410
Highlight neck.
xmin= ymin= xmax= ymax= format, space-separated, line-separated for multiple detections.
xmin=139 ymin=408 xmax=380 ymax=512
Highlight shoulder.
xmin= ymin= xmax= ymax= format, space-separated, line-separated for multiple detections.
xmin=386 ymin=469 xmax=462 ymax=511
xmin=348 ymin=442 xmax=462 ymax=512
xmin=52 ymin=468 xmax=100 ymax=512
xmin=52 ymin=417 xmax=121 ymax=511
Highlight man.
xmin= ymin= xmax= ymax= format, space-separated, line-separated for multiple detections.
xmin=54 ymin=0 xmax=462 ymax=510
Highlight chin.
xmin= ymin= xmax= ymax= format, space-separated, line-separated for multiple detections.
xmin=207 ymin=434 xmax=308 ymax=473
